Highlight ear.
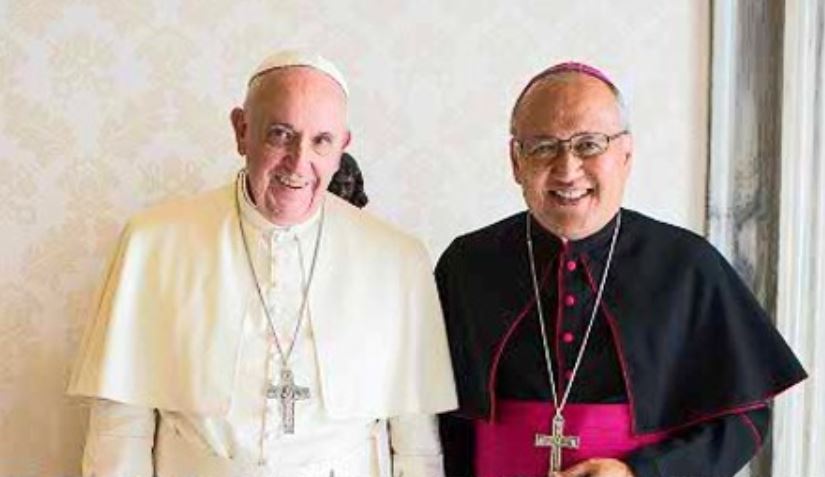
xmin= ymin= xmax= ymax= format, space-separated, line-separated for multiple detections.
xmin=330 ymin=131 xmax=351 ymax=172
xmin=621 ymin=133 xmax=634 ymax=168
xmin=510 ymin=138 xmax=524 ymax=185
xmin=230 ymin=107 xmax=247 ymax=156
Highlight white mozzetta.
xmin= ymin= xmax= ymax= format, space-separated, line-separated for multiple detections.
xmin=67 ymin=174 xmax=457 ymax=419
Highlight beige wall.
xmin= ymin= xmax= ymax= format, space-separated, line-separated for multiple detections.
xmin=0 ymin=1 xmax=708 ymax=474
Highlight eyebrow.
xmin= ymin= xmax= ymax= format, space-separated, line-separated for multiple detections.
xmin=265 ymin=122 xmax=340 ymax=142
xmin=266 ymin=122 xmax=295 ymax=131
xmin=522 ymin=131 xmax=604 ymax=140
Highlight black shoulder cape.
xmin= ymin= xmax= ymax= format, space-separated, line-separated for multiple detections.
xmin=435 ymin=209 xmax=807 ymax=434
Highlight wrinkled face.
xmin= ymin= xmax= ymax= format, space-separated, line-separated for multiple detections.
xmin=231 ymin=67 xmax=350 ymax=225
xmin=510 ymin=74 xmax=632 ymax=240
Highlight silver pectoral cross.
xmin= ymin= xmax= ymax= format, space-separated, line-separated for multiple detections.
xmin=266 ymin=368 xmax=310 ymax=434
xmin=534 ymin=414 xmax=580 ymax=475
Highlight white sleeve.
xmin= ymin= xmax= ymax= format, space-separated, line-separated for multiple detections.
xmin=82 ymin=399 xmax=156 ymax=477
xmin=389 ymin=414 xmax=445 ymax=477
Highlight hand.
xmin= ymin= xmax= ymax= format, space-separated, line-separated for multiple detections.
xmin=555 ymin=458 xmax=635 ymax=477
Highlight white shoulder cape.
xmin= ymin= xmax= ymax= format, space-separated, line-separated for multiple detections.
xmin=68 ymin=182 xmax=457 ymax=418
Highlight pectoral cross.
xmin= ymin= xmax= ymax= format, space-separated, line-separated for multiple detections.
xmin=534 ymin=414 xmax=580 ymax=475
xmin=266 ymin=368 xmax=310 ymax=434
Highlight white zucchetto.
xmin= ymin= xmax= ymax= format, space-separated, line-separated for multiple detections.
xmin=249 ymin=49 xmax=349 ymax=96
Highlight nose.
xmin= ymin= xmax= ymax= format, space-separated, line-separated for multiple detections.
xmin=283 ymin=138 xmax=313 ymax=170
xmin=551 ymin=148 xmax=583 ymax=180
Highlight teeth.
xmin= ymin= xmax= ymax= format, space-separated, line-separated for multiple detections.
xmin=552 ymin=189 xmax=588 ymax=200
xmin=276 ymin=173 xmax=308 ymax=189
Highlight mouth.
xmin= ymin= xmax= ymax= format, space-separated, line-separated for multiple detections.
xmin=548 ymin=188 xmax=593 ymax=206
xmin=274 ymin=172 xmax=310 ymax=190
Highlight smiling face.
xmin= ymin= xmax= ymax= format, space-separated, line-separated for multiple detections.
xmin=510 ymin=73 xmax=632 ymax=240
xmin=231 ymin=66 xmax=350 ymax=225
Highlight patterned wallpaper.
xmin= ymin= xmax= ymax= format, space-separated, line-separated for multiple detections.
xmin=0 ymin=1 xmax=708 ymax=474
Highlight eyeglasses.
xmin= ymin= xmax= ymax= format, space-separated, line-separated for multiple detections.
xmin=514 ymin=130 xmax=629 ymax=161
xmin=266 ymin=124 xmax=339 ymax=157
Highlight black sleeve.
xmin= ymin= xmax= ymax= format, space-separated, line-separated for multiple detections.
xmin=439 ymin=413 xmax=475 ymax=477
xmin=624 ymin=406 xmax=770 ymax=477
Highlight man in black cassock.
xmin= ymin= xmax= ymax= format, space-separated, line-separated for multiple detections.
xmin=435 ymin=62 xmax=807 ymax=477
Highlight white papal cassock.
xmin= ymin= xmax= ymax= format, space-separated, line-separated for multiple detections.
xmin=68 ymin=172 xmax=457 ymax=477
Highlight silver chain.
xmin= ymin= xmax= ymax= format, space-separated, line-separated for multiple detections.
xmin=525 ymin=212 xmax=621 ymax=416
xmin=235 ymin=170 xmax=324 ymax=368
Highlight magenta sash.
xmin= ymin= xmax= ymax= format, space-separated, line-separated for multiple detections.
xmin=474 ymin=401 xmax=670 ymax=477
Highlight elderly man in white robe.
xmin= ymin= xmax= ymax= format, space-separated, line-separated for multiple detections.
xmin=68 ymin=50 xmax=457 ymax=477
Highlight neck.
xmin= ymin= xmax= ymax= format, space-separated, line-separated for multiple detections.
xmin=533 ymin=213 xmax=621 ymax=244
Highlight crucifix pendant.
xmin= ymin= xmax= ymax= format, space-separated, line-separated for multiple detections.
xmin=534 ymin=413 xmax=580 ymax=475
xmin=266 ymin=367 xmax=310 ymax=434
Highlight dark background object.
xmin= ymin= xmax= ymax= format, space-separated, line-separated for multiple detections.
xmin=328 ymin=153 xmax=369 ymax=208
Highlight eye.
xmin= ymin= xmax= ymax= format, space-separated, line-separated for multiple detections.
xmin=313 ymin=134 xmax=333 ymax=147
xmin=312 ymin=133 xmax=335 ymax=155
xmin=267 ymin=125 xmax=295 ymax=145
xmin=573 ymin=136 xmax=606 ymax=156
xmin=528 ymin=141 xmax=559 ymax=158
